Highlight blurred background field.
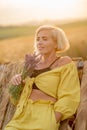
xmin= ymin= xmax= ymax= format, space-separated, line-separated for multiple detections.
xmin=0 ymin=20 xmax=87 ymax=63
xmin=0 ymin=0 xmax=87 ymax=63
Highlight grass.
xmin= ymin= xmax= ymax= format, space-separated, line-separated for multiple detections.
xmin=0 ymin=20 xmax=87 ymax=63
xmin=0 ymin=26 xmax=37 ymax=40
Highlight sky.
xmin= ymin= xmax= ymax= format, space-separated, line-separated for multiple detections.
xmin=0 ymin=0 xmax=87 ymax=25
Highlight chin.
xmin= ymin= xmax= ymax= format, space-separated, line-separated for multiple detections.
xmin=38 ymin=51 xmax=45 ymax=55
xmin=38 ymin=50 xmax=48 ymax=55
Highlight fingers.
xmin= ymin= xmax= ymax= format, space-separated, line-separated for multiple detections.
xmin=10 ymin=74 xmax=22 ymax=86
xmin=22 ymin=79 xmax=25 ymax=84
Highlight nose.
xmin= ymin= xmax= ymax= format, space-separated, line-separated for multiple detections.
xmin=38 ymin=42 xmax=42 ymax=46
xmin=37 ymin=39 xmax=43 ymax=45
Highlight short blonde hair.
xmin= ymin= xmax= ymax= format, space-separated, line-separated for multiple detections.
xmin=34 ymin=25 xmax=70 ymax=53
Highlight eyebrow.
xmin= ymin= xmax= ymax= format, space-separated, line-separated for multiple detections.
xmin=37 ymin=36 xmax=48 ymax=38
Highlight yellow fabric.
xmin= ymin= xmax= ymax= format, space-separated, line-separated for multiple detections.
xmin=5 ymin=61 xmax=80 ymax=130
xmin=54 ymin=62 xmax=80 ymax=120
xmin=18 ymin=61 xmax=80 ymax=120
xmin=5 ymin=99 xmax=59 ymax=130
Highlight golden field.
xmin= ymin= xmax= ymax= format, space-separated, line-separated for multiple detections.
xmin=0 ymin=35 xmax=34 ymax=63
xmin=0 ymin=21 xmax=87 ymax=63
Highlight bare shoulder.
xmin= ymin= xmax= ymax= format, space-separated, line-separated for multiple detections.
xmin=51 ymin=56 xmax=72 ymax=68
xmin=58 ymin=56 xmax=72 ymax=66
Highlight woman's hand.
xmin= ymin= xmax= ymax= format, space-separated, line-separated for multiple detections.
xmin=54 ymin=111 xmax=62 ymax=123
xmin=10 ymin=74 xmax=24 ymax=86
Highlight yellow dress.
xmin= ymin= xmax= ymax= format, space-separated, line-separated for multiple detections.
xmin=4 ymin=61 xmax=80 ymax=130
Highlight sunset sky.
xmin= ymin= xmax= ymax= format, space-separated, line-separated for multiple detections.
xmin=0 ymin=0 xmax=87 ymax=25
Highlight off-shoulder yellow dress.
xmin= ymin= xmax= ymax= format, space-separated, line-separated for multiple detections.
xmin=4 ymin=61 xmax=80 ymax=130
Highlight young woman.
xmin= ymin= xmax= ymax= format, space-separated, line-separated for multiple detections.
xmin=4 ymin=25 xmax=80 ymax=130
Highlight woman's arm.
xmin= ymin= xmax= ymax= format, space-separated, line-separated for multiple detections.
xmin=54 ymin=56 xmax=80 ymax=121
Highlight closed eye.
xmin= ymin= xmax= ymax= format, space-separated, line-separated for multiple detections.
xmin=43 ymin=38 xmax=48 ymax=41
xmin=36 ymin=36 xmax=48 ymax=41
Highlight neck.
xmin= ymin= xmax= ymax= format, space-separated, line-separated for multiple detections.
xmin=41 ymin=52 xmax=57 ymax=63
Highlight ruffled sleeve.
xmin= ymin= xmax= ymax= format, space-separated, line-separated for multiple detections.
xmin=54 ymin=62 xmax=80 ymax=120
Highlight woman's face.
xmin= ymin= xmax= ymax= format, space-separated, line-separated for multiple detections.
xmin=35 ymin=30 xmax=57 ymax=55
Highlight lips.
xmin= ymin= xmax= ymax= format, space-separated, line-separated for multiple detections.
xmin=38 ymin=47 xmax=44 ymax=50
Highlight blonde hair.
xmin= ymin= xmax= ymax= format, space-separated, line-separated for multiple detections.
xmin=34 ymin=25 xmax=70 ymax=54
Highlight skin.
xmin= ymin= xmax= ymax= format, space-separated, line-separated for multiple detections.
xmin=11 ymin=29 xmax=72 ymax=122
xmin=36 ymin=30 xmax=57 ymax=56
xmin=35 ymin=30 xmax=57 ymax=67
